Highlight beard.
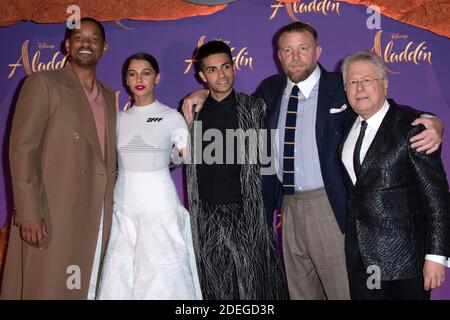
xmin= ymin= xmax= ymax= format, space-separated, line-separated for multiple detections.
xmin=286 ymin=62 xmax=316 ymax=83
xmin=71 ymin=56 xmax=97 ymax=68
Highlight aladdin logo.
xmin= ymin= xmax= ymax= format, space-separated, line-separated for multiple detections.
xmin=184 ymin=35 xmax=254 ymax=75
xmin=270 ymin=0 xmax=341 ymax=21
xmin=8 ymin=40 xmax=68 ymax=79
xmin=372 ymin=30 xmax=432 ymax=74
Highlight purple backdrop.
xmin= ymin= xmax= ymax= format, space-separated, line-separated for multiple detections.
xmin=0 ymin=0 xmax=449 ymax=299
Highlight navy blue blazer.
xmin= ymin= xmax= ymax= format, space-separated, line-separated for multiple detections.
xmin=254 ymin=64 xmax=351 ymax=233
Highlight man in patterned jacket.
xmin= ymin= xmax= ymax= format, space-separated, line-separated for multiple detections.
xmin=339 ymin=51 xmax=450 ymax=299
xmin=185 ymin=40 xmax=288 ymax=300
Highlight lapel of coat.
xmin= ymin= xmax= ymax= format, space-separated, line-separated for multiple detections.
xmin=235 ymin=92 xmax=251 ymax=173
xmin=355 ymin=104 xmax=396 ymax=186
xmin=235 ymin=92 xmax=264 ymax=202
xmin=235 ymin=92 xmax=252 ymax=131
xmin=316 ymin=64 xmax=337 ymax=156
xmin=59 ymin=65 xmax=106 ymax=166
xmin=338 ymin=113 xmax=358 ymax=188
xmin=98 ymin=81 xmax=117 ymax=171
xmin=269 ymin=75 xmax=287 ymax=130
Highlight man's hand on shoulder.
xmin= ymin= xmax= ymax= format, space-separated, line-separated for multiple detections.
xmin=410 ymin=116 xmax=443 ymax=154
xmin=20 ymin=218 xmax=47 ymax=249
xmin=182 ymin=89 xmax=209 ymax=124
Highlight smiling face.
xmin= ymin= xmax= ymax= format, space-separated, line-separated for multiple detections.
xmin=277 ymin=30 xmax=322 ymax=83
xmin=344 ymin=60 xmax=388 ymax=119
xmin=126 ymin=59 xmax=160 ymax=104
xmin=65 ymin=20 xmax=107 ymax=69
xmin=199 ymin=53 xmax=235 ymax=101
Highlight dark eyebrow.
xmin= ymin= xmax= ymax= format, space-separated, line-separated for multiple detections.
xmin=71 ymin=29 xmax=102 ymax=37
xmin=127 ymin=68 xmax=153 ymax=73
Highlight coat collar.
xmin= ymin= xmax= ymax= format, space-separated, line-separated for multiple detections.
xmin=316 ymin=63 xmax=341 ymax=148
xmin=340 ymin=100 xmax=397 ymax=188
xmin=59 ymin=63 xmax=115 ymax=167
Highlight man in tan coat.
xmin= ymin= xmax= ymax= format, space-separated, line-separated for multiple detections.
xmin=1 ymin=17 xmax=117 ymax=299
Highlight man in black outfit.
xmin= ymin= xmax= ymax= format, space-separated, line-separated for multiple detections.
xmin=338 ymin=51 xmax=450 ymax=300
xmin=185 ymin=40 xmax=288 ymax=300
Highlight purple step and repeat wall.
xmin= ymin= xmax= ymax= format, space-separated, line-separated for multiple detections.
xmin=0 ymin=0 xmax=449 ymax=298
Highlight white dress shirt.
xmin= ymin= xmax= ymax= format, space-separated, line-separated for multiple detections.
xmin=274 ymin=65 xmax=325 ymax=191
xmin=341 ymin=100 xmax=447 ymax=266
xmin=288 ymin=64 xmax=321 ymax=100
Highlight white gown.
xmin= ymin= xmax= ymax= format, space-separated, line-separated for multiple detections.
xmin=98 ymin=100 xmax=202 ymax=300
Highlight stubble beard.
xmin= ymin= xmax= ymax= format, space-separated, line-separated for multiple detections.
xmin=71 ymin=55 xmax=98 ymax=69
xmin=286 ymin=63 xmax=316 ymax=83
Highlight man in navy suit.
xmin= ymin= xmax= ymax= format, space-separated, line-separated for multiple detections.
xmin=182 ymin=22 xmax=443 ymax=300
xmin=338 ymin=51 xmax=449 ymax=299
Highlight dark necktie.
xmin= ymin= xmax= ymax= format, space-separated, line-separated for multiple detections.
xmin=282 ymin=85 xmax=300 ymax=195
xmin=353 ymin=120 xmax=367 ymax=176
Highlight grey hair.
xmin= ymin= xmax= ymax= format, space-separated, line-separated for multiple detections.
xmin=341 ymin=51 xmax=387 ymax=83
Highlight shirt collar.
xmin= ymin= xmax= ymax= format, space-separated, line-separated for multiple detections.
xmin=204 ymin=90 xmax=235 ymax=109
xmin=358 ymin=99 xmax=390 ymax=130
xmin=286 ymin=64 xmax=321 ymax=99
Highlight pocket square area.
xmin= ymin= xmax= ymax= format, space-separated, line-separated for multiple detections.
xmin=329 ymin=104 xmax=347 ymax=114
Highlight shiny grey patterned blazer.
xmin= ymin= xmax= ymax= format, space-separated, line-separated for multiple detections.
xmin=338 ymin=99 xmax=450 ymax=281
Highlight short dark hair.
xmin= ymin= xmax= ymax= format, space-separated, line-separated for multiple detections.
xmin=195 ymin=40 xmax=233 ymax=71
xmin=65 ymin=17 xmax=106 ymax=41
xmin=275 ymin=21 xmax=318 ymax=48
xmin=122 ymin=52 xmax=160 ymax=79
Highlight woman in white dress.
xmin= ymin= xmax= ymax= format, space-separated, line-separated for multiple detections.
xmin=98 ymin=52 xmax=202 ymax=299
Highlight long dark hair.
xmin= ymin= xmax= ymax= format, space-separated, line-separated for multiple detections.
xmin=122 ymin=52 xmax=160 ymax=108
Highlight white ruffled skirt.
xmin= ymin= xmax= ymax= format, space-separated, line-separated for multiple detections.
xmin=98 ymin=168 xmax=202 ymax=300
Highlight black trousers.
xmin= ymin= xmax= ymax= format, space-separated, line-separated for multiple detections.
xmin=345 ymin=222 xmax=428 ymax=300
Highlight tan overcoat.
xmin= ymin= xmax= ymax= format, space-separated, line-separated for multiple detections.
xmin=1 ymin=65 xmax=116 ymax=299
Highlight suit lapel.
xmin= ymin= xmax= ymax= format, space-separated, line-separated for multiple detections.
xmin=269 ymin=75 xmax=287 ymax=130
xmin=356 ymin=105 xmax=396 ymax=185
xmin=99 ymin=81 xmax=116 ymax=171
xmin=338 ymin=114 xmax=357 ymax=188
xmin=60 ymin=66 xmax=105 ymax=166
xmin=235 ymin=92 xmax=249 ymax=131
xmin=316 ymin=64 xmax=336 ymax=156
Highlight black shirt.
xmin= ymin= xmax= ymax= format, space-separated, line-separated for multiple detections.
xmin=196 ymin=91 xmax=242 ymax=204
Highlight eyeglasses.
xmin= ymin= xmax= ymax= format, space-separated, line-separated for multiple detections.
xmin=345 ymin=77 xmax=384 ymax=89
